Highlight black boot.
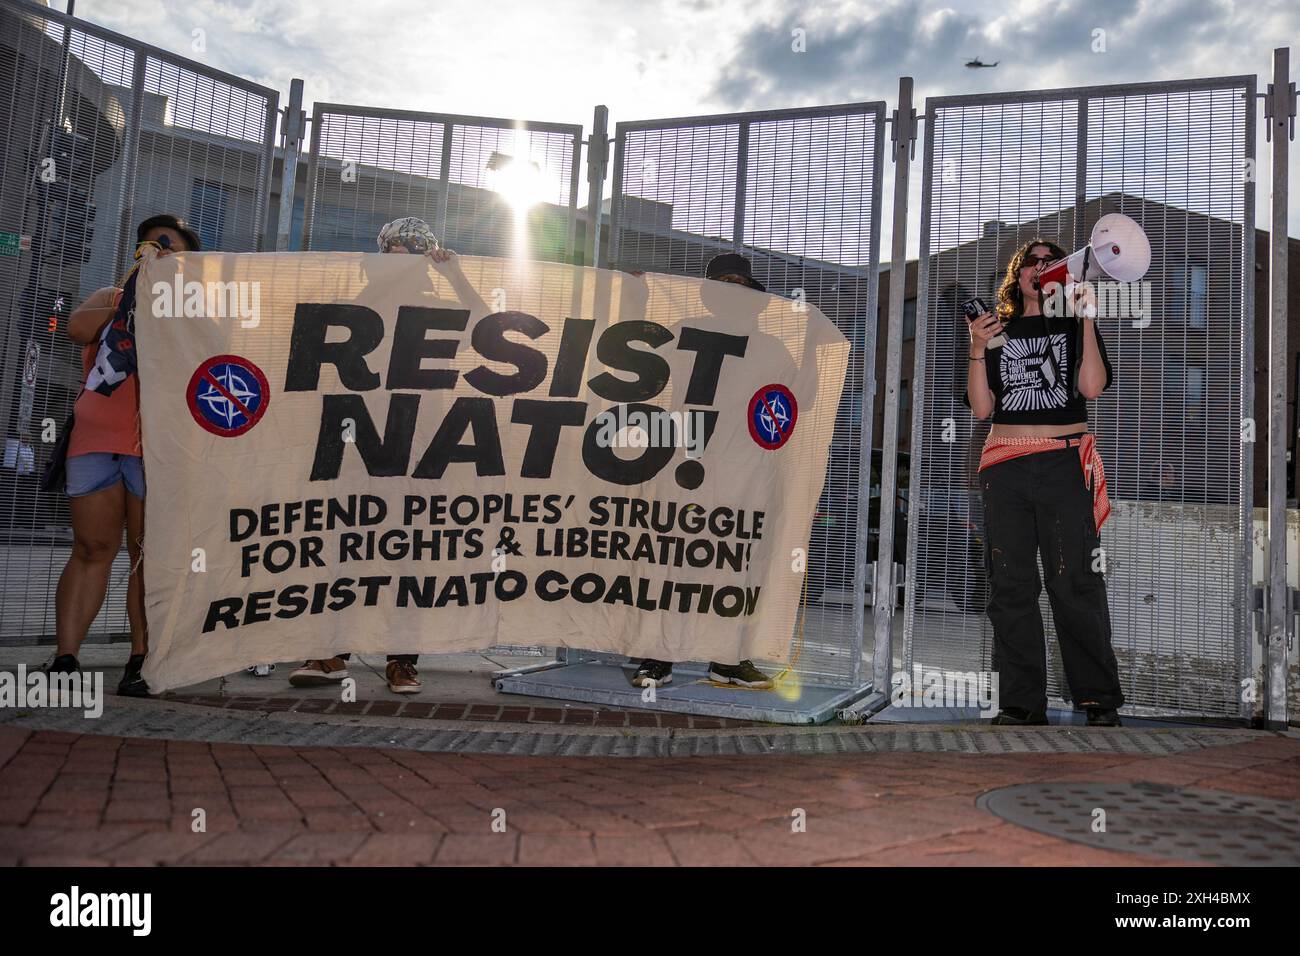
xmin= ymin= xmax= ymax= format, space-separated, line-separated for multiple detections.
xmin=44 ymin=654 xmax=80 ymax=675
xmin=990 ymin=707 xmax=1049 ymax=726
xmin=1086 ymin=706 xmax=1122 ymax=727
xmin=117 ymin=653 xmax=150 ymax=697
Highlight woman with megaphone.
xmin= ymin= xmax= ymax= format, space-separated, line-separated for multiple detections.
xmin=964 ymin=237 xmax=1123 ymax=727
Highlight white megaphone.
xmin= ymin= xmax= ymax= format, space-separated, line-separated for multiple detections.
xmin=1034 ymin=212 xmax=1152 ymax=292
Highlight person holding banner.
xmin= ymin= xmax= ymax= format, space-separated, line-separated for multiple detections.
xmin=964 ymin=238 xmax=1124 ymax=727
xmin=287 ymin=217 xmax=458 ymax=695
xmin=51 ymin=214 xmax=201 ymax=697
xmin=629 ymin=252 xmax=776 ymax=691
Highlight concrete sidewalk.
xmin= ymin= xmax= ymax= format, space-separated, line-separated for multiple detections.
xmin=2 ymin=643 xmax=567 ymax=711
xmin=3 ymin=642 xmax=880 ymax=729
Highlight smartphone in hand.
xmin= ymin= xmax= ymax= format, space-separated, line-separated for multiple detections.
xmin=962 ymin=296 xmax=1006 ymax=348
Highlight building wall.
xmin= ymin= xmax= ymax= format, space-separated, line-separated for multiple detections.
xmin=871 ymin=225 xmax=1300 ymax=506
xmin=86 ymin=93 xmax=267 ymax=301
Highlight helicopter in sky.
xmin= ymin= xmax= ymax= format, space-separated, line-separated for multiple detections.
xmin=965 ymin=55 xmax=999 ymax=68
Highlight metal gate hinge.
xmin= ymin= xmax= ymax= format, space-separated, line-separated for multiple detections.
xmin=1254 ymin=585 xmax=1300 ymax=650
xmin=280 ymin=107 xmax=305 ymax=145
xmin=1263 ymin=80 xmax=1297 ymax=142
xmin=1291 ymin=588 xmax=1299 ymax=651
xmin=1252 ymin=584 xmax=1268 ymax=644
xmin=889 ymin=107 xmax=918 ymax=160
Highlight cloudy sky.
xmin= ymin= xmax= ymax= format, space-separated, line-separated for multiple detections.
xmin=68 ymin=0 xmax=1300 ymax=251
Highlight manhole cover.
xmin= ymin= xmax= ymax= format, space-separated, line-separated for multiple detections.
xmin=977 ymin=782 xmax=1300 ymax=865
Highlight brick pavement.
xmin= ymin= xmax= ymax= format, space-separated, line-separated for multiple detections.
xmin=1 ymin=724 xmax=1296 ymax=866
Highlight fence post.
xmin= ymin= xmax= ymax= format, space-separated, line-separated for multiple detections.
xmin=1265 ymin=46 xmax=1295 ymax=729
xmin=275 ymin=78 xmax=304 ymax=252
xmin=584 ymin=105 xmax=608 ymax=268
xmin=299 ymin=105 xmax=323 ymax=251
xmin=434 ymin=121 xmax=454 ymax=244
xmin=871 ymin=76 xmax=916 ymax=698
xmin=604 ymin=126 xmax=626 ymax=269
xmin=1073 ymin=99 xmax=1088 ymax=250
xmin=732 ymin=120 xmax=750 ymax=252
xmin=114 ymin=53 xmax=147 ymax=276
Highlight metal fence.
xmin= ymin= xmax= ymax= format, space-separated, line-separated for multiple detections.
xmin=569 ymin=102 xmax=887 ymax=711
xmin=0 ymin=1 xmax=1286 ymax=722
xmin=904 ymin=77 xmax=1256 ymax=718
xmin=0 ymin=0 xmax=278 ymax=643
xmin=300 ymin=103 xmax=582 ymax=262
xmin=294 ymin=101 xmax=886 ymax=715
xmin=295 ymin=102 xmax=584 ymax=658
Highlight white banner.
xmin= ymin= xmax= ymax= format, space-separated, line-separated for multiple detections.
xmin=135 ymin=252 xmax=848 ymax=691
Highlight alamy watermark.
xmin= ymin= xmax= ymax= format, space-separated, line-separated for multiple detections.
xmin=890 ymin=664 xmax=999 ymax=717
xmin=1043 ymin=279 xmax=1151 ymax=324
xmin=50 ymin=886 xmax=151 ymax=935
xmin=0 ymin=664 xmax=103 ymax=718
xmin=151 ymin=275 xmax=262 ymax=328
xmin=592 ymin=406 xmax=705 ymax=457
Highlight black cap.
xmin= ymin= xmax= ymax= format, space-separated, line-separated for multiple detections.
xmin=705 ymin=252 xmax=765 ymax=292
xmin=136 ymin=214 xmax=202 ymax=252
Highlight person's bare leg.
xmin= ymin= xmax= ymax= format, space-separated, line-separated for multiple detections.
xmin=55 ymin=483 xmax=126 ymax=658
xmin=125 ymin=490 xmax=146 ymax=656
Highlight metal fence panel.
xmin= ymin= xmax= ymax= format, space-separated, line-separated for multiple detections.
xmin=0 ymin=0 xmax=279 ymax=644
xmin=905 ymin=77 xmax=1255 ymax=717
xmin=300 ymin=104 xmax=582 ymax=263
xmin=594 ymin=102 xmax=887 ymax=691
xmin=299 ymin=103 xmax=582 ymax=658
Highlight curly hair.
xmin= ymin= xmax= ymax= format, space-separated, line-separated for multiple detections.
xmin=995 ymin=237 xmax=1067 ymax=322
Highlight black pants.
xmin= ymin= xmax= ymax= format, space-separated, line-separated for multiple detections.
xmin=333 ymin=654 xmax=418 ymax=664
xmin=980 ymin=443 xmax=1123 ymax=714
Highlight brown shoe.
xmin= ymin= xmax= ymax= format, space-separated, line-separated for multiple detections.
xmin=386 ymin=659 xmax=422 ymax=694
xmin=289 ymin=657 xmax=349 ymax=687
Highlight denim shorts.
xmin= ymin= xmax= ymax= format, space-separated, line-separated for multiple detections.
xmin=66 ymin=453 xmax=145 ymax=499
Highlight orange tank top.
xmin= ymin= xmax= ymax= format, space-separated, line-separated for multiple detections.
xmin=67 ymin=291 xmax=142 ymax=459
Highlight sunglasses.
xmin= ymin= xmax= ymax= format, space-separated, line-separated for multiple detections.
xmin=1020 ymin=253 xmax=1055 ymax=269
xmin=383 ymin=237 xmax=436 ymax=254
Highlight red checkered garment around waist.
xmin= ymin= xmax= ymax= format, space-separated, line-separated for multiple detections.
xmin=978 ymin=432 xmax=1111 ymax=531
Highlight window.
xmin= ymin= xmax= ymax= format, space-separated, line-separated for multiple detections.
xmin=1187 ymin=365 xmax=1206 ymax=404
xmin=903 ymin=298 xmax=916 ymax=340
xmin=308 ymin=203 xmax=393 ymax=252
xmin=1171 ymin=262 xmax=1208 ymax=329
xmin=899 ymin=379 xmax=911 ymax=415
xmin=1164 ymin=363 xmax=1206 ymax=404
xmin=190 ymin=179 xmax=230 ymax=250
xmin=851 ymin=316 xmax=869 ymax=354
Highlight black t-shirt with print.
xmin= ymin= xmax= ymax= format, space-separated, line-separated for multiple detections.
xmin=963 ymin=313 xmax=1114 ymax=425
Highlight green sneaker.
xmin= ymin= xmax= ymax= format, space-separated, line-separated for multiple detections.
xmin=707 ymin=660 xmax=773 ymax=689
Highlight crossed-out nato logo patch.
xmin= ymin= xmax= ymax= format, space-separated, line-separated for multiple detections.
xmin=747 ymin=383 xmax=798 ymax=450
xmin=186 ymin=354 xmax=270 ymax=437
